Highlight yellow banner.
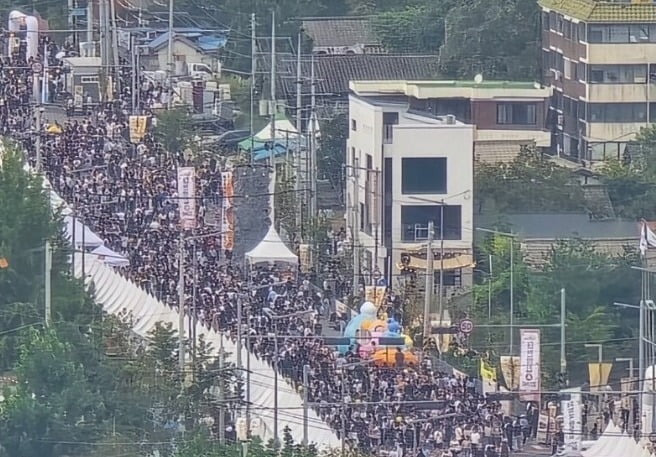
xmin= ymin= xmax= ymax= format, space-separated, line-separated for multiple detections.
xmin=129 ymin=115 xmax=149 ymax=143
xmin=480 ymin=359 xmax=497 ymax=383
xmin=588 ymin=363 xmax=613 ymax=391
xmin=365 ymin=286 xmax=387 ymax=308
xmin=500 ymin=356 xmax=521 ymax=391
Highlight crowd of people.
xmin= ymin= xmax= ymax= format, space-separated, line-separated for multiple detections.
xmin=0 ymin=35 xmax=546 ymax=456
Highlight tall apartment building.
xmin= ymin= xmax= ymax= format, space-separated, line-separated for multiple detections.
xmin=345 ymin=80 xmax=551 ymax=296
xmin=540 ymin=0 xmax=656 ymax=162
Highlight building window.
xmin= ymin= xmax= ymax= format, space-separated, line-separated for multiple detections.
xmin=383 ymin=112 xmax=398 ymax=144
xmin=401 ymin=158 xmax=447 ymax=194
xmin=588 ymin=103 xmax=647 ymax=123
xmin=588 ymin=64 xmax=647 ymax=84
xmin=578 ymin=22 xmax=586 ymax=42
xmin=497 ymin=103 xmax=537 ymax=125
xmin=400 ymin=205 xmax=462 ymax=242
xmin=351 ymin=119 xmax=357 ymax=131
xmin=588 ymin=23 xmax=656 ymax=43
xmin=542 ymin=11 xmax=550 ymax=31
xmin=360 ymin=203 xmax=365 ymax=231
xmin=577 ymin=62 xmax=586 ymax=81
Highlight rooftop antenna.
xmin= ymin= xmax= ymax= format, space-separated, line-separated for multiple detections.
xmin=474 ymin=73 xmax=484 ymax=84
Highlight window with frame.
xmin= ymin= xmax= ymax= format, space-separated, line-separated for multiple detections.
xmin=588 ymin=64 xmax=647 ymax=84
xmin=497 ymin=103 xmax=537 ymax=125
xmin=401 ymin=158 xmax=447 ymax=194
xmin=542 ymin=12 xmax=550 ymax=31
xmin=400 ymin=205 xmax=462 ymax=241
xmin=351 ymin=119 xmax=357 ymax=131
xmin=588 ymin=103 xmax=647 ymax=123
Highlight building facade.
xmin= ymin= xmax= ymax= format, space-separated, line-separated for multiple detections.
xmin=345 ymin=90 xmax=475 ymax=301
xmin=540 ymin=0 xmax=656 ymax=163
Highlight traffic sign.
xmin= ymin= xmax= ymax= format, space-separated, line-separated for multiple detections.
xmin=31 ymin=62 xmax=42 ymax=74
xmin=459 ymin=319 xmax=474 ymax=334
xmin=649 ymin=432 xmax=656 ymax=443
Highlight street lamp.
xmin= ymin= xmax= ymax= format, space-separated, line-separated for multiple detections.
xmin=476 ymin=227 xmax=517 ymax=355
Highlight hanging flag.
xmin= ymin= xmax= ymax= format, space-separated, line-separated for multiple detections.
xmin=177 ymin=167 xmax=196 ymax=230
xmin=640 ymin=220 xmax=656 ymax=256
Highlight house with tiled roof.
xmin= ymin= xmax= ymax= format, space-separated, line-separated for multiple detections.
xmin=301 ymin=17 xmax=384 ymax=55
xmin=539 ymin=0 xmax=656 ymax=163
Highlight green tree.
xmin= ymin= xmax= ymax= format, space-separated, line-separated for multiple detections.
xmin=440 ymin=0 xmax=539 ymax=79
xmin=475 ymin=148 xmax=586 ymax=214
xmin=599 ymin=125 xmax=656 ymax=218
xmin=371 ymin=4 xmax=447 ymax=53
xmin=154 ymin=108 xmax=193 ymax=154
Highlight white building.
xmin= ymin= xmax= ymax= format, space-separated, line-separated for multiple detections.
xmin=346 ymin=91 xmax=475 ymax=295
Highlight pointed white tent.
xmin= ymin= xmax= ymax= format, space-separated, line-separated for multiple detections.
xmin=65 ymin=216 xmax=104 ymax=248
xmin=91 ymin=245 xmax=129 ymax=267
xmin=255 ymin=116 xmax=299 ymax=141
xmin=245 ymin=166 xmax=298 ymax=265
xmin=245 ymin=225 xmax=298 ymax=265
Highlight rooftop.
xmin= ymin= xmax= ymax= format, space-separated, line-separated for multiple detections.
xmin=350 ymin=80 xmax=551 ymax=100
xmin=148 ymin=30 xmax=227 ymax=52
xmin=478 ymin=213 xmax=639 ymax=240
xmin=276 ymin=54 xmax=441 ymax=97
xmin=301 ymin=16 xmax=380 ymax=49
xmin=539 ymin=0 xmax=656 ymax=23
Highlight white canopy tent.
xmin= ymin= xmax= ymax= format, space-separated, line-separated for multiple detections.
xmin=91 ymin=245 xmax=130 ymax=267
xmin=581 ymin=422 xmax=620 ymax=457
xmin=245 ymin=225 xmax=298 ymax=265
xmin=255 ymin=116 xmax=299 ymax=142
xmin=64 ymin=216 xmax=104 ymax=248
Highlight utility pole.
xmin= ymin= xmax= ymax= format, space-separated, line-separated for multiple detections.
xmin=35 ymin=106 xmax=42 ymax=172
xmin=295 ymin=30 xmax=303 ymax=234
xmin=302 ymin=364 xmax=309 ymax=446
xmin=45 ymin=240 xmax=52 ymax=327
xmin=131 ymin=34 xmax=137 ymax=114
xmin=437 ymin=204 xmax=445 ymax=329
xmin=236 ymin=294 xmax=243 ymax=389
xmin=309 ymin=54 xmax=317 ymax=220
xmin=219 ymin=340 xmax=226 ymax=444
xmin=249 ymin=13 xmax=256 ymax=165
xmin=509 ymin=237 xmax=515 ymax=354
xmin=166 ymin=0 xmax=174 ymax=109
xmin=560 ymin=288 xmax=567 ymax=379
xmin=86 ymin=0 xmax=93 ymax=43
xmin=352 ymin=157 xmax=360 ymax=299
xmin=178 ymin=232 xmax=185 ymax=378
xmin=269 ymin=10 xmax=276 ymax=152
xmin=98 ymin=0 xmax=107 ymax=101
xmin=423 ymin=221 xmax=434 ymax=342
xmin=109 ymin=0 xmax=120 ymax=95
xmin=273 ymin=334 xmax=279 ymax=445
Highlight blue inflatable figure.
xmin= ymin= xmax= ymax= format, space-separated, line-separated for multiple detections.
xmin=339 ymin=301 xmax=377 ymax=354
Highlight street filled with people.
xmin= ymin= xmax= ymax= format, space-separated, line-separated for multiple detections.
xmin=0 ymin=36 xmax=551 ymax=457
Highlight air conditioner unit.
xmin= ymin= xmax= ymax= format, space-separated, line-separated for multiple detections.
xmin=557 ymin=114 xmax=564 ymax=126
xmin=554 ymin=70 xmax=562 ymax=81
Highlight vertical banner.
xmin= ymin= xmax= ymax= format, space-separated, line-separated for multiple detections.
xmin=588 ymin=363 xmax=613 ymax=391
xmin=500 ymin=356 xmax=521 ymax=391
xmin=177 ymin=167 xmax=196 ymax=230
xmin=365 ymin=286 xmax=387 ymax=308
xmin=299 ymin=244 xmax=311 ymax=273
xmin=519 ymin=329 xmax=541 ymax=394
xmin=480 ymin=359 xmax=498 ymax=394
xmin=129 ymin=115 xmax=149 ymax=143
xmin=220 ymin=171 xmax=234 ymax=252
xmin=561 ymin=387 xmax=582 ymax=450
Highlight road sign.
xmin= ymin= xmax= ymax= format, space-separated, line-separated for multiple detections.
xmin=31 ymin=62 xmax=42 ymax=74
xmin=649 ymin=432 xmax=656 ymax=443
xmin=459 ymin=319 xmax=474 ymax=334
